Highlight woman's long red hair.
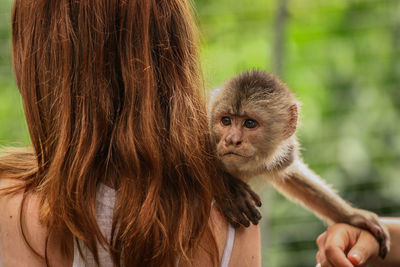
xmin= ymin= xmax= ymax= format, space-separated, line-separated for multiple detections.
xmin=0 ymin=0 xmax=221 ymax=266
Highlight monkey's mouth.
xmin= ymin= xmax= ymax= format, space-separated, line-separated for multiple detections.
xmin=222 ymin=152 xmax=250 ymax=158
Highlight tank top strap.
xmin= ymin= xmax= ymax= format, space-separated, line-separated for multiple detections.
xmin=220 ymin=223 xmax=235 ymax=267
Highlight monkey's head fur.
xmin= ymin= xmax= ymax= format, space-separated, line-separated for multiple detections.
xmin=208 ymin=70 xmax=298 ymax=178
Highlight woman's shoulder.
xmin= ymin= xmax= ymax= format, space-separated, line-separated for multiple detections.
xmin=191 ymin=205 xmax=261 ymax=267
xmin=0 ymin=149 xmax=71 ymax=266
xmin=0 ymin=178 xmax=72 ymax=267
xmin=211 ymin=206 xmax=261 ymax=267
xmin=0 ymin=178 xmax=49 ymax=267
xmin=0 ymin=177 xmax=72 ymax=267
xmin=229 ymin=220 xmax=261 ymax=267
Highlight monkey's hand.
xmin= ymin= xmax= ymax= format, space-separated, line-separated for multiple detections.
xmin=215 ymin=175 xmax=262 ymax=228
xmin=344 ymin=208 xmax=390 ymax=259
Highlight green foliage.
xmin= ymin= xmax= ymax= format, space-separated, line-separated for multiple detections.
xmin=0 ymin=0 xmax=30 ymax=145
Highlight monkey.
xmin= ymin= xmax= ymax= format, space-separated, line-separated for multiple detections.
xmin=209 ymin=69 xmax=390 ymax=259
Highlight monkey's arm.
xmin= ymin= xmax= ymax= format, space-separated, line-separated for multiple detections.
xmin=269 ymin=158 xmax=390 ymax=259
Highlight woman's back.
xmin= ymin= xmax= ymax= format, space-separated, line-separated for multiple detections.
xmin=0 ymin=177 xmax=260 ymax=267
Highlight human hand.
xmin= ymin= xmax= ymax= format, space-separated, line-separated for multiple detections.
xmin=316 ymin=223 xmax=379 ymax=267
xmin=344 ymin=208 xmax=389 ymax=258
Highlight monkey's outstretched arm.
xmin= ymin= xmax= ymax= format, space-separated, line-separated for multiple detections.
xmin=270 ymin=158 xmax=390 ymax=259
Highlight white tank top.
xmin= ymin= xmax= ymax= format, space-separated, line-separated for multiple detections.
xmin=72 ymin=184 xmax=235 ymax=267
xmin=73 ymin=184 xmax=115 ymax=267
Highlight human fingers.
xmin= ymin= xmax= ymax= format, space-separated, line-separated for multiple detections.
xmin=317 ymin=224 xmax=357 ymax=267
xmin=319 ymin=261 xmax=334 ymax=267
xmin=316 ymin=231 xmax=327 ymax=248
xmin=315 ymin=251 xmax=335 ymax=267
xmin=316 ymin=250 xmax=328 ymax=267
xmin=347 ymin=230 xmax=380 ymax=266
xmin=347 ymin=212 xmax=389 ymax=259
xmin=324 ymin=244 xmax=354 ymax=267
xmin=316 ymin=235 xmax=336 ymax=267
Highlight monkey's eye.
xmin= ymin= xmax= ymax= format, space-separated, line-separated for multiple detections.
xmin=221 ymin=117 xmax=231 ymax=126
xmin=243 ymin=119 xmax=258 ymax=129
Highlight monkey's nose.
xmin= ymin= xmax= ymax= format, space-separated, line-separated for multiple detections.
xmin=232 ymin=140 xmax=242 ymax=146
xmin=225 ymin=135 xmax=242 ymax=147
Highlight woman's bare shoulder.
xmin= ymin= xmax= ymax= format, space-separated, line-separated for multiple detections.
xmin=191 ymin=205 xmax=261 ymax=267
xmin=229 ymin=223 xmax=261 ymax=267
xmin=0 ymin=178 xmax=48 ymax=267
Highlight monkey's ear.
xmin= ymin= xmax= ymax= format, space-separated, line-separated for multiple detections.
xmin=284 ymin=104 xmax=298 ymax=138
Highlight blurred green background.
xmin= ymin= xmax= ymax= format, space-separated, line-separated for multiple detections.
xmin=0 ymin=0 xmax=399 ymax=266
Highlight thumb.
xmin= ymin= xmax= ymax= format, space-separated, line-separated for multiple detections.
xmin=347 ymin=232 xmax=379 ymax=266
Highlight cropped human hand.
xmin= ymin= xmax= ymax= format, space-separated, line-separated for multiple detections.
xmin=316 ymin=223 xmax=379 ymax=267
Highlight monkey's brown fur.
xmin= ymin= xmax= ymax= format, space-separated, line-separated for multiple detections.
xmin=209 ymin=69 xmax=390 ymax=258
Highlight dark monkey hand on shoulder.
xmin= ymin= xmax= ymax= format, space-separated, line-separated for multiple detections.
xmin=211 ymin=70 xmax=389 ymax=259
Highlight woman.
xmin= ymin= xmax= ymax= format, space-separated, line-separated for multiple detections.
xmin=0 ymin=0 xmax=261 ymax=266
xmin=316 ymin=219 xmax=400 ymax=267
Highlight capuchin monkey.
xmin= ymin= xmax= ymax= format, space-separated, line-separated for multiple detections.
xmin=209 ymin=70 xmax=390 ymax=258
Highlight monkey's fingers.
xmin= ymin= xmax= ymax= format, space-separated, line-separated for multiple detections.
xmin=348 ymin=214 xmax=389 ymax=259
xmin=233 ymin=182 xmax=262 ymax=225
xmin=220 ymin=200 xmax=251 ymax=228
xmin=247 ymin=188 xmax=262 ymax=207
xmin=244 ymin=200 xmax=262 ymax=225
xmin=223 ymin=210 xmax=241 ymax=228
xmin=228 ymin=208 xmax=250 ymax=228
xmin=236 ymin=214 xmax=250 ymax=228
xmin=234 ymin=189 xmax=262 ymax=225
xmin=233 ymin=178 xmax=262 ymax=207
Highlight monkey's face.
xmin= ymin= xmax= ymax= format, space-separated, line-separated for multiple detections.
xmin=208 ymin=70 xmax=299 ymax=175
xmin=210 ymin=100 xmax=298 ymax=175
xmin=212 ymin=110 xmax=272 ymax=173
